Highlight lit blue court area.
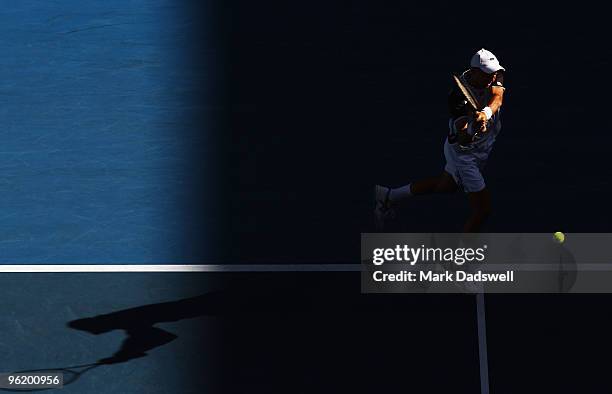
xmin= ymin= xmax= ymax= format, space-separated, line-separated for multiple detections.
xmin=0 ymin=1 xmax=214 ymax=263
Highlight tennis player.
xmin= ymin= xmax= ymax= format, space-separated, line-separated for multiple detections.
xmin=375 ymin=48 xmax=506 ymax=232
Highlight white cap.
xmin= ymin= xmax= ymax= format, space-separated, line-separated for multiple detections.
xmin=470 ymin=48 xmax=505 ymax=74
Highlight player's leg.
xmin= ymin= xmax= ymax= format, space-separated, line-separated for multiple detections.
xmin=376 ymin=133 xmax=460 ymax=205
xmin=375 ymin=172 xmax=457 ymax=208
xmin=464 ymin=188 xmax=491 ymax=233
xmin=374 ymin=173 xmax=457 ymax=229
xmin=374 ymin=136 xmax=462 ymax=229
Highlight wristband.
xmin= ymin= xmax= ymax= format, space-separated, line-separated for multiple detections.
xmin=482 ymin=106 xmax=493 ymax=120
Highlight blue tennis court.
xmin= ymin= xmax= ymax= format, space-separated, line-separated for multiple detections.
xmin=1 ymin=1 xmax=215 ymax=264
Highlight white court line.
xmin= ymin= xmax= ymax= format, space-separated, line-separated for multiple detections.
xmin=476 ymin=293 xmax=490 ymax=394
xmin=0 ymin=264 xmax=362 ymax=272
xmin=2 ymin=263 xmax=612 ymax=272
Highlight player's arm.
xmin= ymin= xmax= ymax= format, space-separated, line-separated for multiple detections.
xmin=483 ymin=85 xmax=504 ymax=117
xmin=474 ymin=73 xmax=505 ymax=131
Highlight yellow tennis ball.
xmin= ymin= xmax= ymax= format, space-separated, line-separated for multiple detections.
xmin=553 ymin=232 xmax=565 ymax=244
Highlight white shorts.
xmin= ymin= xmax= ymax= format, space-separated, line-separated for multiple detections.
xmin=443 ymin=139 xmax=486 ymax=193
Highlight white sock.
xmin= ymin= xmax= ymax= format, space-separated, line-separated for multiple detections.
xmin=389 ymin=184 xmax=412 ymax=202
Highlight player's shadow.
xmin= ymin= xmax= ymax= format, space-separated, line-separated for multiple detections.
xmin=68 ymin=291 xmax=230 ymax=364
xmin=67 ymin=283 xmax=340 ymax=365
